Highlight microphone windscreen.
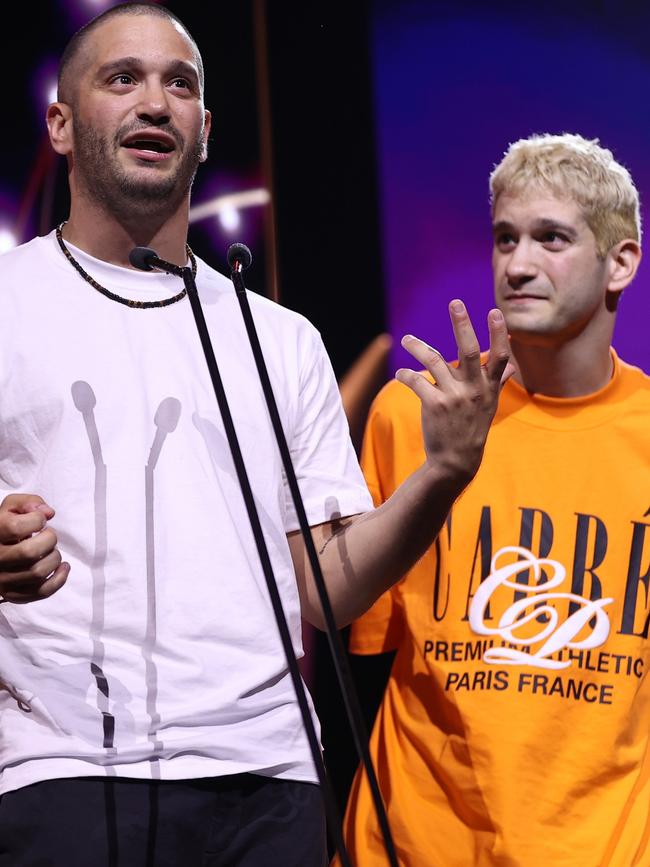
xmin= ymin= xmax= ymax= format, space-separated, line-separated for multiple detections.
xmin=226 ymin=243 xmax=253 ymax=271
xmin=129 ymin=246 xmax=158 ymax=271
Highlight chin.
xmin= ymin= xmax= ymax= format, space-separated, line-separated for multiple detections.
xmin=117 ymin=174 xmax=181 ymax=202
xmin=503 ymin=311 xmax=539 ymax=330
xmin=504 ymin=314 xmax=554 ymax=338
xmin=507 ymin=327 xmax=560 ymax=349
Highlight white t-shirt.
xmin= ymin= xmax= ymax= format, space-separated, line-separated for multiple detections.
xmin=0 ymin=231 xmax=373 ymax=795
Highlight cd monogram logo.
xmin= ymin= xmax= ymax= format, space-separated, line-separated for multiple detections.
xmin=469 ymin=546 xmax=613 ymax=670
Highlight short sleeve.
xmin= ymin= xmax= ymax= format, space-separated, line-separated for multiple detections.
xmin=348 ymin=384 xmax=412 ymax=654
xmin=283 ymin=326 xmax=373 ymax=531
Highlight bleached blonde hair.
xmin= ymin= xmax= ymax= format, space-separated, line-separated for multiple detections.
xmin=489 ymin=133 xmax=641 ymax=257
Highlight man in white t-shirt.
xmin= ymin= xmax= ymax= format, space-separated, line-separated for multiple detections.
xmin=0 ymin=4 xmax=511 ymax=865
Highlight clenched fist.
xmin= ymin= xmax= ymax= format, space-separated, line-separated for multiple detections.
xmin=0 ymin=495 xmax=70 ymax=603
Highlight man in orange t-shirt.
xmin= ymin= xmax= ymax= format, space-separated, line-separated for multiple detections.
xmin=342 ymin=134 xmax=650 ymax=866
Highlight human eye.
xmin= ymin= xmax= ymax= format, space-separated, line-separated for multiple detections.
xmin=109 ymin=73 xmax=135 ymax=88
xmin=540 ymin=230 xmax=570 ymax=250
xmin=168 ymin=76 xmax=196 ymax=95
xmin=495 ymin=232 xmax=516 ymax=251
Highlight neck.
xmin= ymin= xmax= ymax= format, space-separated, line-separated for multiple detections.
xmin=62 ymin=194 xmax=191 ymax=270
xmin=510 ymin=336 xmax=614 ymax=397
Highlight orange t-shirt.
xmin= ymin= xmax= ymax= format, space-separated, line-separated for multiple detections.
xmin=341 ymin=350 xmax=650 ymax=867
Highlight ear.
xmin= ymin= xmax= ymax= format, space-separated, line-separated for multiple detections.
xmin=46 ymin=102 xmax=74 ymax=156
xmin=606 ymin=238 xmax=642 ymax=295
xmin=199 ymin=109 xmax=212 ymax=163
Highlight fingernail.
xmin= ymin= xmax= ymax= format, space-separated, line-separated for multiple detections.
xmin=450 ymin=300 xmax=464 ymax=313
xmin=489 ymin=308 xmax=504 ymax=322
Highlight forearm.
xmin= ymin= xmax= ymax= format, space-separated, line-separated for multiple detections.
xmin=295 ymin=304 xmax=511 ymax=630
xmin=308 ymin=462 xmax=463 ymax=628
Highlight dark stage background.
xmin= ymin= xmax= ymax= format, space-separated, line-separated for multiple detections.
xmin=5 ymin=0 xmax=650 ymax=825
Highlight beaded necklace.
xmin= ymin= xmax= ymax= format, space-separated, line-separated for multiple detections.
xmin=55 ymin=222 xmax=195 ymax=309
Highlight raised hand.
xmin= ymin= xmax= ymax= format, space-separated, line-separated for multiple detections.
xmin=0 ymin=495 xmax=70 ymax=603
xmin=396 ymin=300 xmax=513 ymax=485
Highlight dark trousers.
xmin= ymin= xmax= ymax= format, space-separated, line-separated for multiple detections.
xmin=0 ymin=774 xmax=327 ymax=866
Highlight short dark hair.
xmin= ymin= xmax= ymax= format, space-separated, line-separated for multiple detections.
xmin=57 ymin=2 xmax=204 ymax=105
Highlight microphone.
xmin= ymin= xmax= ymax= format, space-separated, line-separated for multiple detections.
xmin=129 ymin=234 xmax=352 ymax=857
xmin=129 ymin=246 xmax=157 ymax=272
xmin=128 ymin=234 xmax=388 ymax=865
xmin=226 ymin=244 xmax=399 ymax=867
xmin=129 ymin=246 xmax=185 ymax=277
xmin=226 ymin=243 xmax=252 ymax=272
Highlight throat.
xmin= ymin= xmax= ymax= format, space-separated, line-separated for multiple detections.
xmin=512 ymin=341 xmax=614 ymax=398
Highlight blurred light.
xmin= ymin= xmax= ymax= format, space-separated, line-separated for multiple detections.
xmin=31 ymin=58 xmax=59 ymax=119
xmin=0 ymin=229 xmax=18 ymax=254
xmin=218 ymin=207 xmax=241 ymax=232
xmin=61 ymin=0 xmax=126 ymax=29
xmin=189 ymin=188 xmax=271 ymax=224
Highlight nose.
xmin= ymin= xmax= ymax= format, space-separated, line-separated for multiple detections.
xmin=504 ymin=238 xmax=538 ymax=288
xmin=136 ymin=78 xmax=171 ymax=126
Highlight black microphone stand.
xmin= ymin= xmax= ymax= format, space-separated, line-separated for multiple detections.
xmin=129 ymin=247 xmax=355 ymax=867
xmin=226 ymin=243 xmax=398 ymax=867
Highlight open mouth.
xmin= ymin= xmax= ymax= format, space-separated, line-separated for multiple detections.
xmin=123 ymin=139 xmax=174 ymax=154
xmin=120 ymin=130 xmax=178 ymax=159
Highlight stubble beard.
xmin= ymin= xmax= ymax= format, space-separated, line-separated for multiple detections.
xmin=500 ymin=310 xmax=557 ymax=347
xmin=72 ymin=118 xmax=204 ymax=221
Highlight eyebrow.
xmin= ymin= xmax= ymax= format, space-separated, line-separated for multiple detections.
xmin=95 ymin=56 xmax=200 ymax=86
xmin=492 ymin=218 xmax=578 ymax=238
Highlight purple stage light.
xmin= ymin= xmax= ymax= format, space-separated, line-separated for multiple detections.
xmin=31 ymin=58 xmax=59 ymax=118
xmin=60 ymin=0 xmax=161 ymax=31
xmin=190 ymin=170 xmax=269 ymax=257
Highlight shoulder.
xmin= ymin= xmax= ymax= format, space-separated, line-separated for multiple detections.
xmin=247 ymin=289 xmax=320 ymax=338
xmin=0 ymin=235 xmax=50 ymax=277
xmin=0 ymin=236 xmax=57 ymax=309
xmin=613 ymin=353 xmax=650 ymax=408
xmin=196 ymin=256 xmax=319 ymax=335
xmin=617 ymin=355 xmax=650 ymax=387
